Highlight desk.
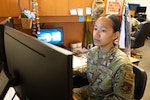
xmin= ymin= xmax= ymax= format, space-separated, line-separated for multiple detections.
xmin=73 ymin=55 xmax=140 ymax=88
xmin=73 ymin=55 xmax=140 ymax=71
xmin=129 ymin=56 xmax=140 ymax=65
xmin=73 ymin=56 xmax=87 ymax=72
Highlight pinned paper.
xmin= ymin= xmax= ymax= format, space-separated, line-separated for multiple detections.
xmin=86 ymin=15 xmax=92 ymax=22
xmin=86 ymin=7 xmax=92 ymax=15
xmin=77 ymin=8 xmax=83 ymax=16
xmin=70 ymin=8 xmax=77 ymax=15
xmin=79 ymin=16 xmax=84 ymax=22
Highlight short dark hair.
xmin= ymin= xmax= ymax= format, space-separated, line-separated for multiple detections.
xmin=100 ymin=14 xmax=121 ymax=32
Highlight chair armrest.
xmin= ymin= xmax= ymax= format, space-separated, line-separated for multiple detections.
xmin=131 ymin=36 xmax=136 ymax=40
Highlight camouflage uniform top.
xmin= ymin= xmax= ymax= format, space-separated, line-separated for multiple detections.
xmin=86 ymin=45 xmax=135 ymax=100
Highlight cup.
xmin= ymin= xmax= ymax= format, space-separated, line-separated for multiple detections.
xmin=87 ymin=44 xmax=93 ymax=49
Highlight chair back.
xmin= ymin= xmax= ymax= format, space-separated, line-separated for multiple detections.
xmin=133 ymin=64 xmax=147 ymax=100
xmin=131 ymin=21 xmax=150 ymax=48
xmin=146 ymin=21 xmax=150 ymax=38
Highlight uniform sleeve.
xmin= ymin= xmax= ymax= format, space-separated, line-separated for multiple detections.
xmin=73 ymin=65 xmax=87 ymax=76
xmin=73 ymin=49 xmax=94 ymax=77
xmin=104 ymin=64 xmax=135 ymax=100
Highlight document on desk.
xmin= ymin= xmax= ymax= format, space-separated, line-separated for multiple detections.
xmin=73 ymin=56 xmax=87 ymax=71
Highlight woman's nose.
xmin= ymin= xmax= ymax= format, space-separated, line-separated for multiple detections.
xmin=94 ymin=30 xmax=100 ymax=37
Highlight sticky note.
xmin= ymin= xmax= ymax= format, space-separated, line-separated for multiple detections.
xmin=77 ymin=8 xmax=83 ymax=16
xmin=70 ymin=8 xmax=77 ymax=15
xmin=86 ymin=15 xmax=92 ymax=22
xmin=79 ymin=16 xmax=84 ymax=22
xmin=86 ymin=7 xmax=92 ymax=15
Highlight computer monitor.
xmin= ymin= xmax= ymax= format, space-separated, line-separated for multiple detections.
xmin=135 ymin=7 xmax=147 ymax=14
xmin=128 ymin=3 xmax=140 ymax=10
xmin=0 ymin=17 xmax=14 ymax=71
xmin=3 ymin=26 xmax=73 ymax=100
xmin=37 ymin=28 xmax=64 ymax=45
xmin=0 ymin=17 xmax=14 ymax=99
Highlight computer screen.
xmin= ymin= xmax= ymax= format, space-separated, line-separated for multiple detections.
xmin=37 ymin=28 xmax=64 ymax=45
xmin=4 ymin=26 xmax=73 ymax=100
xmin=128 ymin=3 xmax=140 ymax=10
xmin=135 ymin=7 xmax=147 ymax=13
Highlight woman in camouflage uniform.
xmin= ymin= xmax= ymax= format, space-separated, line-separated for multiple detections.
xmin=73 ymin=14 xmax=135 ymax=100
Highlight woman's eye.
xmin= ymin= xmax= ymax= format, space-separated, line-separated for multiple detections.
xmin=94 ymin=27 xmax=97 ymax=31
xmin=101 ymin=29 xmax=106 ymax=32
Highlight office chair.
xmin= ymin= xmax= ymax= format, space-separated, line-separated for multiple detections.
xmin=132 ymin=64 xmax=147 ymax=100
xmin=131 ymin=21 xmax=150 ymax=58
xmin=147 ymin=22 xmax=150 ymax=38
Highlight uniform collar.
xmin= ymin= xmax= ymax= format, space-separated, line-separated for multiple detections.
xmin=98 ymin=45 xmax=118 ymax=59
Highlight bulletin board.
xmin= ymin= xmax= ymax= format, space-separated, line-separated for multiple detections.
xmin=106 ymin=0 xmax=124 ymax=15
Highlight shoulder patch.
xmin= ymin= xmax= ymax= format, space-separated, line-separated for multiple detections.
xmin=120 ymin=82 xmax=132 ymax=94
xmin=125 ymin=72 xmax=135 ymax=81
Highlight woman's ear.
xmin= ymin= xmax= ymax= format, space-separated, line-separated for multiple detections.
xmin=113 ymin=31 xmax=120 ymax=45
xmin=113 ymin=31 xmax=119 ymax=40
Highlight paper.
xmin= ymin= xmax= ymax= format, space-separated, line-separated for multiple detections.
xmin=106 ymin=0 xmax=123 ymax=15
xmin=119 ymin=16 xmax=125 ymax=48
xmin=86 ymin=7 xmax=92 ymax=15
xmin=70 ymin=8 xmax=77 ymax=15
xmin=86 ymin=15 xmax=92 ymax=22
xmin=73 ymin=56 xmax=86 ymax=69
xmin=77 ymin=8 xmax=83 ymax=16
xmin=79 ymin=16 xmax=85 ymax=22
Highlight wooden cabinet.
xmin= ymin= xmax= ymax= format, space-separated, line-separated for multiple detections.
xmin=0 ymin=0 xmax=125 ymax=21
xmin=68 ymin=0 xmax=93 ymax=15
xmin=38 ymin=0 xmax=68 ymax=16
xmin=0 ymin=0 xmax=68 ymax=17
xmin=39 ymin=0 xmax=96 ymax=16
xmin=0 ymin=0 xmax=95 ymax=17
xmin=0 ymin=0 xmax=29 ymax=17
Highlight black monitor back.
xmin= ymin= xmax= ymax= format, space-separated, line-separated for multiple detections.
xmin=0 ymin=17 xmax=14 ymax=99
xmin=0 ymin=17 xmax=14 ymax=72
xmin=4 ymin=26 xmax=73 ymax=100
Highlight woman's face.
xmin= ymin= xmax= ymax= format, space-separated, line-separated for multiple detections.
xmin=93 ymin=17 xmax=117 ymax=48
